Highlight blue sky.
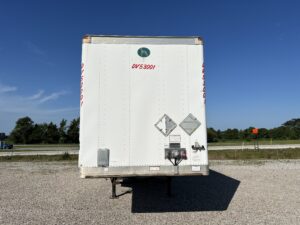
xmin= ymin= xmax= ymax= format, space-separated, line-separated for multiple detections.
xmin=0 ymin=0 xmax=300 ymax=133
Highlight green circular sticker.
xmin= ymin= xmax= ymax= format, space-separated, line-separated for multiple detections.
xmin=137 ymin=47 xmax=150 ymax=57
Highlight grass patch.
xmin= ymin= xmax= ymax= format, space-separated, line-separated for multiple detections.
xmin=0 ymin=153 xmax=78 ymax=162
xmin=208 ymin=139 xmax=300 ymax=146
xmin=13 ymin=144 xmax=79 ymax=149
xmin=1 ymin=149 xmax=299 ymax=162
xmin=209 ymin=148 xmax=300 ymax=160
xmin=0 ymin=149 xmax=79 ymax=152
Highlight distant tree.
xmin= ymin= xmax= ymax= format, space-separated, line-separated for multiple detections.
xmin=58 ymin=119 xmax=68 ymax=143
xmin=67 ymin=118 xmax=79 ymax=143
xmin=257 ymin=128 xmax=270 ymax=139
xmin=207 ymin=128 xmax=218 ymax=142
xmin=45 ymin=122 xmax=60 ymax=144
xmin=29 ymin=124 xmax=45 ymax=143
xmin=289 ymin=129 xmax=298 ymax=140
xmin=282 ymin=118 xmax=300 ymax=128
xmin=216 ymin=129 xmax=222 ymax=140
xmin=269 ymin=126 xmax=289 ymax=140
xmin=9 ymin=116 xmax=34 ymax=144
xmin=222 ymin=128 xmax=239 ymax=140
xmin=239 ymin=127 xmax=255 ymax=140
xmin=282 ymin=118 xmax=300 ymax=139
xmin=39 ymin=123 xmax=49 ymax=143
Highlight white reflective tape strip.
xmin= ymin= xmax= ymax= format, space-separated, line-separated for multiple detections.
xmin=192 ymin=166 xmax=201 ymax=172
xmin=149 ymin=166 xmax=160 ymax=171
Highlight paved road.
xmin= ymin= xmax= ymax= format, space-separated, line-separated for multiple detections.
xmin=14 ymin=146 xmax=79 ymax=151
xmin=0 ymin=146 xmax=79 ymax=156
xmin=209 ymin=143 xmax=300 ymax=150
xmin=1 ymin=144 xmax=299 ymax=157
xmin=0 ymin=150 xmax=79 ymax=156
xmin=0 ymin=160 xmax=299 ymax=225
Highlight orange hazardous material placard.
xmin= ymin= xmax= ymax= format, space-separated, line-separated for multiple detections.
xmin=252 ymin=128 xmax=259 ymax=134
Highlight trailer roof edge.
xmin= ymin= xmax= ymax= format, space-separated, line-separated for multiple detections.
xmin=82 ymin=35 xmax=203 ymax=45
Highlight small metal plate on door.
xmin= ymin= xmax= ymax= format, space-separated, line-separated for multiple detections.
xmin=155 ymin=114 xmax=177 ymax=137
xmin=179 ymin=113 xmax=201 ymax=135
xmin=97 ymin=148 xmax=110 ymax=167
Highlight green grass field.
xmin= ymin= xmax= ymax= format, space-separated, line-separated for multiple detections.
xmin=208 ymin=139 xmax=300 ymax=146
xmin=13 ymin=144 xmax=79 ymax=149
xmin=1 ymin=148 xmax=299 ymax=161
xmin=209 ymin=148 xmax=300 ymax=160
xmin=0 ymin=153 xmax=78 ymax=162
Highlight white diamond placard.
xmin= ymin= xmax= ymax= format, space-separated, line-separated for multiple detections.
xmin=155 ymin=114 xmax=177 ymax=137
xmin=179 ymin=114 xmax=201 ymax=135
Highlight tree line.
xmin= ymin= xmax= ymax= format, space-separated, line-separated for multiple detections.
xmin=7 ymin=116 xmax=79 ymax=144
xmin=208 ymin=118 xmax=300 ymax=142
xmin=4 ymin=117 xmax=300 ymax=144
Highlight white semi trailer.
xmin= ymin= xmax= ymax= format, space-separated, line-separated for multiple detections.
xmin=79 ymin=35 xmax=208 ymax=198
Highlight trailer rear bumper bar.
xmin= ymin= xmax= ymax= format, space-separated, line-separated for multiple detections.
xmin=80 ymin=165 xmax=209 ymax=178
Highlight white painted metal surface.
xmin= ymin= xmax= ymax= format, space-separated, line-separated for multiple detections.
xmin=79 ymin=36 xmax=207 ymax=177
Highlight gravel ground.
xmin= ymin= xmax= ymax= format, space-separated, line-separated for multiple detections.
xmin=0 ymin=160 xmax=299 ymax=225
